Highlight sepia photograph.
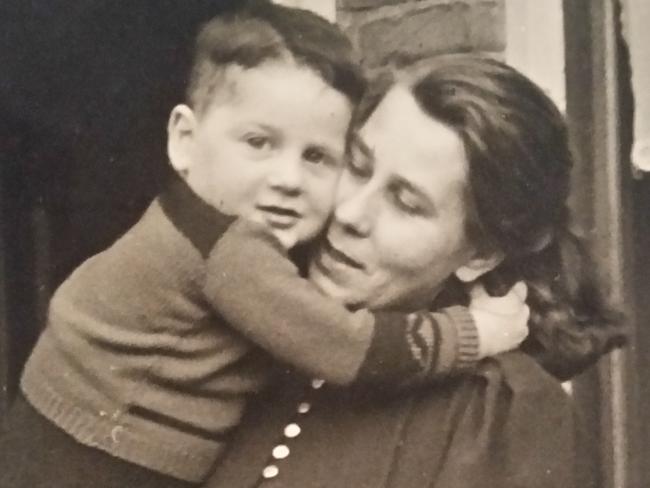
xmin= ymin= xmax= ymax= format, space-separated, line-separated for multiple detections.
xmin=1 ymin=0 xmax=649 ymax=487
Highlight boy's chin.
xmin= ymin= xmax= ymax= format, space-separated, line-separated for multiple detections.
xmin=267 ymin=227 xmax=303 ymax=250
xmin=270 ymin=226 xmax=321 ymax=251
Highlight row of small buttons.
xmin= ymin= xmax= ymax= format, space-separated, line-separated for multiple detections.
xmin=260 ymin=379 xmax=324 ymax=480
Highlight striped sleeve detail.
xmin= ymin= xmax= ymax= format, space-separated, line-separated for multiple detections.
xmin=435 ymin=306 xmax=480 ymax=373
xmin=354 ymin=311 xmax=425 ymax=386
xmin=354 ymin=305 xmax=480 ymax=387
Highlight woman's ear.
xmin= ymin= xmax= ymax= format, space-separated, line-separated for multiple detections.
xmin=167 ymin=104 xmax=197 ymax=177
xmin=454 ymin=250 xmax=504 ymax=283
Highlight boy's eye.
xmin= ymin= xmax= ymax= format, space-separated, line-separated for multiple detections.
xmin=346 ymin=152 xmax=372 ymax=178
xmin=245 ymin=135 xmax=270 ymax=150
xmin=347 ymin=138 xmax=373 ymax=178
xmin=303 ymin=147 xmax=326 ymax=165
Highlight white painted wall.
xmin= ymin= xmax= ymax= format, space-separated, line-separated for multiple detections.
xmin=271 ymin=0 xmax=336 ymax=22
xmin=622 ymin=0 xmax=650 ymax=174
xmin=505 ymin=0 xmax=566 ymax=112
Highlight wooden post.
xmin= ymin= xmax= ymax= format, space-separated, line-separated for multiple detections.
xmin=564 ymin=1 xmax=640 ymax=487
xmin=0 ymin=169 xmax=9 ymax=419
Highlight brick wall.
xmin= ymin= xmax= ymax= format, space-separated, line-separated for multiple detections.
xmin=336 ymin=0 xmax=505 ymax=69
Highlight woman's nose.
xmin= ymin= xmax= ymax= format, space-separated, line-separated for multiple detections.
xmin=268 ymin=153 xmax=303 ymax=196
xmin=333 ymin=182 xmax=375 ymax=237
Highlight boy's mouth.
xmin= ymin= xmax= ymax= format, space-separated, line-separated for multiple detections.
xmin=256 ymin=205 xmax=301 ymax=229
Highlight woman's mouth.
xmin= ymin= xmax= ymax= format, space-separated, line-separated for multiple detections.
xmin=256 ymin=205 xmax=301 ymax=229
xmin=321 ymin=238 xmax=365 ymax=270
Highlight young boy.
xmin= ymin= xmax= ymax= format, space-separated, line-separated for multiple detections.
xmin=2 ymin=4 xmax=528 ymax=488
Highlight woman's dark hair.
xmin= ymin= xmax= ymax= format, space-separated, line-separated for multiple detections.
xmin=398 ymin=54 xmax=625 ymax=380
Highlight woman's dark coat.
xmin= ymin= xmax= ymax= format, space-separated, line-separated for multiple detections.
xmin=206 ymin=352 xmax=595 ymax=488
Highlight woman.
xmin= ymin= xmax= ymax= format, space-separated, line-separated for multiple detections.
xmin=205 ymin=55 xmax=624 ymax=488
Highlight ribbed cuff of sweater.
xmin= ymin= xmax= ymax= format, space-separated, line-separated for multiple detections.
xmin=20 ymin=350 xmax=223 ymax=483
xmin=437 ymin=305 xmax=480 ymax=372
xmin=353 ymin=305 xmax=481 ymax=387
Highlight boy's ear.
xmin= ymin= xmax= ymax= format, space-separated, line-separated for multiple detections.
xmin=454 ymin=250 xmax=504 ymax=283
xmin=167 ymin=104 xmax=197 ymax=176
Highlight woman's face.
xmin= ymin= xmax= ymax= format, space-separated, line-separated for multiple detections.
xmin=309 ymin=84 xmax=478 ymax=310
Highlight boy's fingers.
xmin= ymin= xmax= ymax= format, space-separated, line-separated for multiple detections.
xmin=500 ymin=282 xmax=529 ymax=312
xmin=468 ymin=283 xmax=488 ymax=302
xmin=515 ymin=305 xmax=530 ymax=342
xmin=470 ymin=281 xmax=528 ymax=308
xmin=511 ymin=281 xmax=528 ymax=301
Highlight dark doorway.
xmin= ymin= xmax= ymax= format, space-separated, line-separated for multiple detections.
xmin=0 ymin=0 xmax=243 ymax=417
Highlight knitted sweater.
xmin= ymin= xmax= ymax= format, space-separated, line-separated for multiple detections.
xmin=20 ymin=177 xmax=479 ymax=482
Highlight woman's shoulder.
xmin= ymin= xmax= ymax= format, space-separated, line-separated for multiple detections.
xmin=389 ymin=352 xmax=582 ymax=488
xmin=410 ymin=351 xmax=569 ymax=412
xmin=479 ymin=350 xmax=570 ymax=396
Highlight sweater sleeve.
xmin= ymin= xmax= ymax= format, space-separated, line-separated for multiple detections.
xmin=204 ymin=220 xmax=480 ymax=386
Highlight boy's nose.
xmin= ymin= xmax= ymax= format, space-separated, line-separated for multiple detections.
xmin=268 ymin=154 xmax=303 ymax=196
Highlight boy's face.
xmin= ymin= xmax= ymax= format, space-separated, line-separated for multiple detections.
xmin=168 ymin=60 xmax=353 ymax=248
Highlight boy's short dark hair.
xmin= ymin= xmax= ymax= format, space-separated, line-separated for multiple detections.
xmin=186 ymin=2 xmax=366 ymax=115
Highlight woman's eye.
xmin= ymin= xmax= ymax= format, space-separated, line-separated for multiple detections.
xmin=394 ymin=191 xmax=424 ymax=216
xmin=245 ymin=135 xmax=270 ymax=150
xmin=303 ymin=147 xmax=326 ymax=165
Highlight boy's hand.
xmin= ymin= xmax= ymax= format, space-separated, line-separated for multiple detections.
xmin=469 ymin=281 xmax=530 ymax=359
